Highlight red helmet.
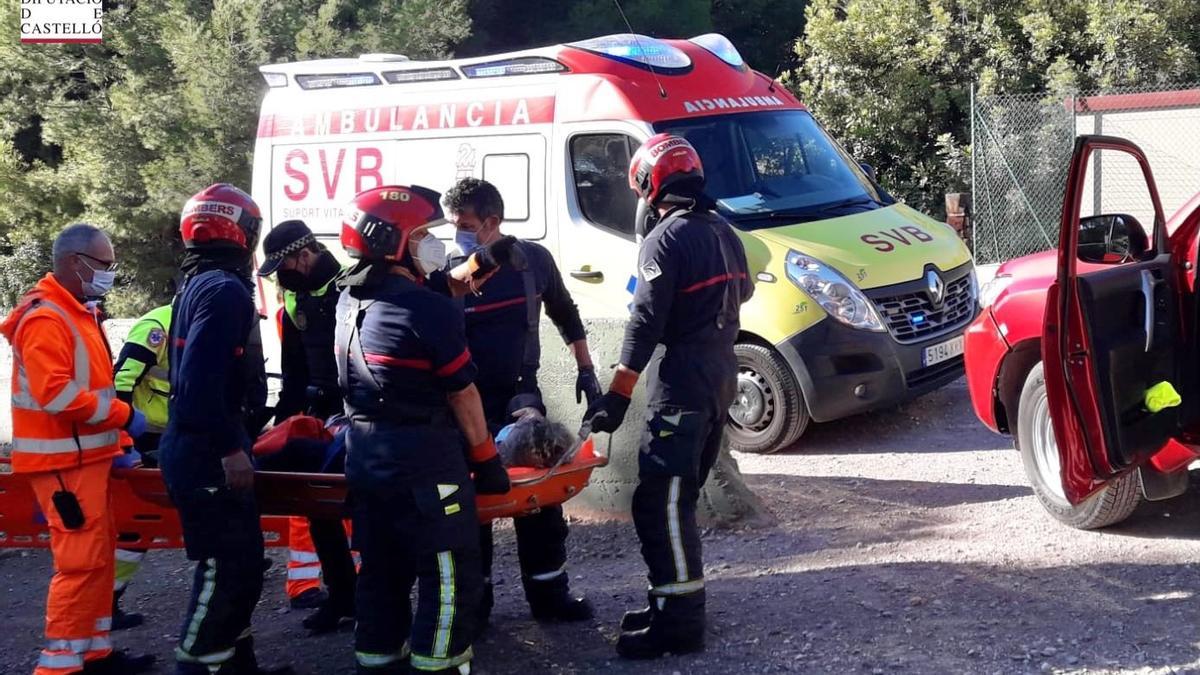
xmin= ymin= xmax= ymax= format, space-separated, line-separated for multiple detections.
xmin=341 ymin=185 xmax=444 ymax=261
xmin=180 ymin=184 xmax=263 ymax=251
xmin=628 ymin=133 xmax=705 ymax=205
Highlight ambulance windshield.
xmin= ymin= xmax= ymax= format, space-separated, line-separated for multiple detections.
xmin=655 ymin=110 xmax=887 ymax=229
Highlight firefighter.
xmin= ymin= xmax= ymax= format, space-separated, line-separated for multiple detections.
xmin=256 ymin=219 xmax=357 ymax=633
xmin=160 ymin=184 xmax=290 ymax=675
xmin=337 ymin=184 xmax=509 ymax=674
xmin=109 ymin=303 xmax=172 ymax=630
xmin=582 ymin=134 xmax=754 ymax=659
xmin=1 ymin=223 xmax=155 ymax=674
xmin=439 ymin=178 xmax=598 ymax=626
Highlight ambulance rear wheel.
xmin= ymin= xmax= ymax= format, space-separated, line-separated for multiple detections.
xmin=727 ymin=343 xmax=809 ymax=454
xmin=1016 ymin=361 xmax=1141 ymax=529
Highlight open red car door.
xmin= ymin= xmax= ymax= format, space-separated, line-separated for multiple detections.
xmin=1042 ymin=135 xmax=1183 ymax=505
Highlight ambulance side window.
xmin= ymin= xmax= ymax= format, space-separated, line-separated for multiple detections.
xmin=570 ymin=134 xmax=638 ymax=238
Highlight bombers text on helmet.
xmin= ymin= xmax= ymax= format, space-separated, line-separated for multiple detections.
xmin=180 ymin=184 xmax=263 ymax=251
xmin=340 ymin=185 xmax=445 ymax=261
xmin=628 ymin=133 xmax=705 ymax=206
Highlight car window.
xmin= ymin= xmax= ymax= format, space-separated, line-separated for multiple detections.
xmin=570 ymin=134 xmax=638 ymax=238
xmin=1077 ymin=149 xmax=1157 ymax=263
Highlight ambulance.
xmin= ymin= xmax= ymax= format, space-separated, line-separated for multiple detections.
xmin=250 ymin=33 xmax=977 ymax=454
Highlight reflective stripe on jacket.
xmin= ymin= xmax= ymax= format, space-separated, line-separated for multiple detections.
xmin=113 ymin=304 xmax=172 ymax=431
xmin=1 ymin=274 xmax=131 ymax=473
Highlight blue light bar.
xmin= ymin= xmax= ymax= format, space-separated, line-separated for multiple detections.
xmin=295 ymin=73 xmax=381 ymax=90
xmin=690 ymin=33 xmax=746 ymax=69
xmin=568 ymin=34 xmax=691 ymax=73
xmin=383 ymin=67 xmax=460 ymax=83
xmin=462 ymin=57 xmax=567 ymax=79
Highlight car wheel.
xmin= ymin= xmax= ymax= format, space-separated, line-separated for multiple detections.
xmin=1016 ymin=361 xmax=1141 ymax=529
xmin=727 ymin=343 xmax=809 ymax=454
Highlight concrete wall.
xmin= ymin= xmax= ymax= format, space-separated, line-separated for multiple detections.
xmin=1 ymin=316 xmax=769 ymax=526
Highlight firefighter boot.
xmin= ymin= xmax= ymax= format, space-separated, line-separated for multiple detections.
xmin=303 ymin=592 xmax=356 ymax=634
xmin=112 ymin=588 xmax=145 ymax=630
xmin=616 ymin=592 xmax=706 ymax=660
xmin=620 ymin=592 xmax=655 ymax=632
xmin=524 ymin=572 xmax=593 ymax=622
xmin=231 ymin=635 xmax=296 ymax=675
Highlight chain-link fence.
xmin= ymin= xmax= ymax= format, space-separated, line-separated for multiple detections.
xmin=971 ymin=85 xmax=1200 ymax=264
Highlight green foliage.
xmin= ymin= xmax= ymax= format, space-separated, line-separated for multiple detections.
xmin=0 ymin=0 xmax=471 ymax=315
xmin=791 ymin=0 xmax=1200 ymax=217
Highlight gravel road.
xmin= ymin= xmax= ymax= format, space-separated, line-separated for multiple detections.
xmin=5 ymin=376 xmax=1200 ymax=674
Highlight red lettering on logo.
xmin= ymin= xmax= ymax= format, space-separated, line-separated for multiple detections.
xmin=901 ymin=226 xmax=933 ymax=243
xmin=318 ymin=149 xmax=346 ymax=200
xmin=860 ymin=233 xmax=894 ymax=253
xmin=881 ymin=229 xmax=912 ymax=247
xmin=284 ymin=150 xmax=309 ymax=201
xmin=356 ymin=148 xmax=383 ymax=193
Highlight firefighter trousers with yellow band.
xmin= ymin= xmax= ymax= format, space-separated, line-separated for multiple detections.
xmin=631 ymin=401 xmax=728 ymax=630
xmin=351 ymin=482 xmax=482 ymax=673
xmin=169 ymin=483 xmax=265 ymax=670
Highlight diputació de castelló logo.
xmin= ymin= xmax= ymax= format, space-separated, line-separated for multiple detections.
xmin=20 ymin=0 xmax=103 ymax=45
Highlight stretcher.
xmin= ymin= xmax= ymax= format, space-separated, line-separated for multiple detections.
xmin=0 ymin=437 xmax=605 ymax=550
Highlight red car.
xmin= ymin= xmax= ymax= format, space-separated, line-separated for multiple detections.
xmin=965 ymin=134 xmax=1200 ymax=529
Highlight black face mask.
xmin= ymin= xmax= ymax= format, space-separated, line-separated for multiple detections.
xmin=276 ymin=251 xmax=340 ymax=292
xmin=275 ymin=269 xmax=307 ymax=292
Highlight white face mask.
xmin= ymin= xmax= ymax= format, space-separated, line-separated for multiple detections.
xmin=413 ymin=235 xmax=447 ymax=275
xmin=78 ymin=259 xmax=116 ymax=297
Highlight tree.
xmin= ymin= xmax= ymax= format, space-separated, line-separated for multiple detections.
xmin=0 ymin=0 xmax=471 ymax=315
xmin=790 ymin=0 xmax=1200 ymax=218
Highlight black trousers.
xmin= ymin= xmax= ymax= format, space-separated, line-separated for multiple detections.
xmin=351 ymin=483 xmax=481 ymax=673
xmin=632 ymin=402 xmax=725 ymax=602
xmin=171 ymin=485 xmax=265 ymax=668
xmin=479 ymin=505 xmax=568 ymax=589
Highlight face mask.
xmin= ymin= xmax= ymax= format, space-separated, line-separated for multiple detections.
xmin=275 ymin=269 xmax=307 ymax=292
xmin=78 ymin=261 xmax=115 ymax=297
xmin=455 ymin=229 xmax=481 ymax=255
xmin=414 ymin=236 xmax=448 ymax=275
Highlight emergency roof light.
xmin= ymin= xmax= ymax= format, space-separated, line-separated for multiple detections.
xmin=295 ymin=73 xmax=382 ymax=90
xmin=567 ymin=34 xmax=691 ymax=73
xmin=261 ymin=72 xmax=288 ymax=88
xmin=689 ymin=33 xmax=746 ymax=69
xmin=359 ymin=53 xmax=411 ymax=63
xmin=383 ymin=67 xmax=461 ymax=84
xmin=461 ymin=57 xmax=567 ymax=79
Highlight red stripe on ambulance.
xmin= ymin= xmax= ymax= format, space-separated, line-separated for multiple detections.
xmin=258 ymin=96 xmax=556 ymax=138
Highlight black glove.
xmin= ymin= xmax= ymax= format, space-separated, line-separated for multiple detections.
xmin=575 ymin=366 xmax=602 ymax=405
xmin=472 ymin=235 xmax=528 ymax=278
xmin=582 ymin=391 xmax=631 ymax=434
xmin=471 ymin=455 xmax=511 ymax=495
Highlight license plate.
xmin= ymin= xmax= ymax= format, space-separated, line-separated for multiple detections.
xmin=923 ymin=335 xmax=965 ymax=367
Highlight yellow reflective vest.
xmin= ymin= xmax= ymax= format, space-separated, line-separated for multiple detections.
xmin=113 ymin=304 xmax=172 ymax=432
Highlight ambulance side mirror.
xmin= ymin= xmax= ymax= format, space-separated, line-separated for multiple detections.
xmin=859 ymin=163 xmax=878 ymax=182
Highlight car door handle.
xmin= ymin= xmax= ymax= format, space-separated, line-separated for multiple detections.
xmin=570 ymin=269 xmax=604 ymax=281
xmin=1141 ymin=269 xmax=1162 ymax=352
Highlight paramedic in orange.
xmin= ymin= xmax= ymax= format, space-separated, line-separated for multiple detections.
xmin=1 ymin=224 xmax=155 ymax=675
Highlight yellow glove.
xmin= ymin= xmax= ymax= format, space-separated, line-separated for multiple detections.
xmin=1144 ymin=381 xmax=1182 ymax=414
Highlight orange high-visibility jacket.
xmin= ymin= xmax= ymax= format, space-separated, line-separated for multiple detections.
xmin=1 ymin=274 xmax=133 ymax=473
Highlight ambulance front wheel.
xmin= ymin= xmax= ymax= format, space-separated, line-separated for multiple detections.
xmin=727 ymin=343 xmax=810 ymax=454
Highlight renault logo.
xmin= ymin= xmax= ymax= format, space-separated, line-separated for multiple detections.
xmin=925 ymin=270 xmax=946 ymax=307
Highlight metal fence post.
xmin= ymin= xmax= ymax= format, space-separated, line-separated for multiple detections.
xmin=969 ymin=82 xmax=977 ymax=256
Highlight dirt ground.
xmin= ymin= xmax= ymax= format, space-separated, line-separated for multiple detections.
xmin=6 ymin=377 xmax=1200 ymax=674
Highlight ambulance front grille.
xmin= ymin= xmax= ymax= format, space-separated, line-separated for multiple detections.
xmin=869 ymin=272 xmax=976 ymax=344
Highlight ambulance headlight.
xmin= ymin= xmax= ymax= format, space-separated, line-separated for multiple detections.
xmin=785 ymin=250 xmax=885 ymax=332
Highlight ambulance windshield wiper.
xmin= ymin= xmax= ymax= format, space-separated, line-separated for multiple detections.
xmin=732 ymin=196 xmax=881 ymax=224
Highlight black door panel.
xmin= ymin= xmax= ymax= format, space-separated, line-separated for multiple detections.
xmin=1076 ymin=254 xmax=1179 ymax=471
